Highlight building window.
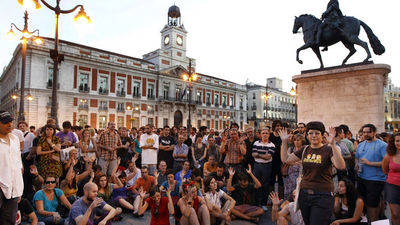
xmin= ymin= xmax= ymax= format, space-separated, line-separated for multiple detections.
xmin=163 ymin=86 xmax=169 ymax=99
xmin=132 ymin=117 xmax=139 ymax=128
xmin=253 ymin=112 xmax=256 ymax=117
xmin=206 ymin=93 xmax=211 ymax=105
xmin=163 ymin=118 xmax=168 ymax=127
xmin=133 ymin=81 xmax=140 ymax=97
xmin=78 ymin=115 xmax=88 ymax=127
xmin=148 ymin=84 xmax=154 ymax=99
xmin=197 ymin=91 xmax=202 ymax=103
xmin=229 ymin=97 xmax=234 ymax=106
xmin=78 ymin=99 xmax=88 ymax=110
xmin=206 ymin=120 xmax=210 ymax=128
xmin=148 ymin=118 xmax=154 ymax=126
xmin=197 ymin=120 xmax=202 ymax=128
xmin=47 ymin=65 xmax=54 ymax=88
xmin=117 ymin=79 xmax=125 ymax=96
xmin=215 ymin=120 xmax=219 ymax=130
xmin=214 ymin=94 xmax=219 ymax=105
xmin=99 ymin=116 xmax=107 ymax=129
xmin=117 ymin=102 xmax=124 ymax=112
xmin=117 ymin=116 xmax=124 ymax=128
xmin=99 ymin=101 xmax=108 ymax=110
xmin=99 ymin=76 xmax=109 ymax=94
xmin=176 ymin=87 xmax=182 ymax=101
xmin=252 ymin=93 xmax=256 ymax=99
xmin=222 ymin=96 xmax=227 ymax=106
xmin=79 ymin=73 xmax=89 ymax=92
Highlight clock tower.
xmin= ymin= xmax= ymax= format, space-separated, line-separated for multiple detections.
xmin=143 ymin=5 xmax=195 ymax=71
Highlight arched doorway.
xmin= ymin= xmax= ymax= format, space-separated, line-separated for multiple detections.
xmin=174 ymin=110 xmax=183 ymax=127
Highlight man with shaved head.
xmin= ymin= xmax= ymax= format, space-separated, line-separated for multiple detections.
xmin=68 ymin=182 xmax=116 ymax=225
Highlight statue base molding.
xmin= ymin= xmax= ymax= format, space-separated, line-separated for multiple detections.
xmin=292 ymin=63 xmax=390 ymax=134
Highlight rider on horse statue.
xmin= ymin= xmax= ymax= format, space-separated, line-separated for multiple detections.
xmin=314 ymin=0 xmax=344 ymax=49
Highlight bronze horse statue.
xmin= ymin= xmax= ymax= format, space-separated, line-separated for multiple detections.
xmin=293 ymin=14 xmax=385 ymax=68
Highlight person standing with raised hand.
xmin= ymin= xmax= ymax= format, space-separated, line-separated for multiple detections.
xmin=279 ymin=121 xmax=345 ymax=225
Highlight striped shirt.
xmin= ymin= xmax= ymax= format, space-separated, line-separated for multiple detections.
xmin=252 ymin=140 xmax=275 ymax=163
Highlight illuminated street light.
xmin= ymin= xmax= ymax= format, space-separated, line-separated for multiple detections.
xmin=181 ymin=59 xmax=197 ymax=129
xmin=7 ymin=10 xmax=41 ymax=121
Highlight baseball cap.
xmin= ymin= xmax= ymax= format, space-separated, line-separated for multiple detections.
xmin=0 ymin=111 xmax=14 ymax=123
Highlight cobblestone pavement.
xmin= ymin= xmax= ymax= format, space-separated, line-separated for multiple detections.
xmin=113 ymin=209 xmax=273 ymax=225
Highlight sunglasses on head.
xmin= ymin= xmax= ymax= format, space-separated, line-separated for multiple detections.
xmin=45 ymin=181 xmax=56 ymax=184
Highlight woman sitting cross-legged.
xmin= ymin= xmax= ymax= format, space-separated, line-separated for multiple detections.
xmin=177 ymin=181 xmax=211 ymax=225
xmin=33 ymin=174 xmax=72 ymax=225
xmin=137 ymin=186 xmax=175 ymax=225
xmin=204 ymin=176 xmax=236 ymax=225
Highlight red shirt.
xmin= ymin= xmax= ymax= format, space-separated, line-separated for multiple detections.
xmin=130 ymin=176 xmax=156 ymax=192
xmin=387 ymin=156 xmax=400 ymax=186
xmin=146 ymin=197 xmax=170 ymax=225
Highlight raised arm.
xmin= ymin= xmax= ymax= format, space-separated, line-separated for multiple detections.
xmin=278 ymin=128 xmax=301 ymax=164
xmin=226 ymin=167 xmax=236 ymax=192
xmin=167 ymin=187 xmax=175 ymax=215
xmin=327 ymin=127 xmax=346 ymax=170
xmin=246 ymin=165 xmax=261 ymax=189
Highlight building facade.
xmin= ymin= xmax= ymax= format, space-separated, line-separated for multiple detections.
xmin=384 ymin=78 xmax=400 ymax=131
xmin=0 ymin=5 xmax=247 ymax=130
xmin=246 ymin=78 xmax=296 ymax=128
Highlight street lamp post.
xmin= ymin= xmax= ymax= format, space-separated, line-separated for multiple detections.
xmin=7 ymin=10 xmax=42 ymax=122
xmin=183 ymin=59 xmax=198 ymax=130
xmin=290 ymin=86 xmax=298 ymax=126
xmin=19 ymin=0 xmax=91 ymax=124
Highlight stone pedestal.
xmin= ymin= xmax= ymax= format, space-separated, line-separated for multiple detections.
xmin=292 ymin=63 xmax=390 ymax=134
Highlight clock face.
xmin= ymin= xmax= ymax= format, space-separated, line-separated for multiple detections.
xmin=164 ymin=36 xmax=170 ymax=45
xmin=176 ymin=36 xmax=183 ymax=45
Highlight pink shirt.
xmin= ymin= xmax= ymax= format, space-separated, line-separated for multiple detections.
xmin=387 ymin=156 xmax=400 ymax=186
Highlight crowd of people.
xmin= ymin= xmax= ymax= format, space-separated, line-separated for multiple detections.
xmin=0 ymin=109 xmax=399 ymax=225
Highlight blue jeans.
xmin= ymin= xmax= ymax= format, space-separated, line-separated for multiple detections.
xmin=39 ymin=215 xmax=65 ymax=225
xmin=298 ymin=189 xmax=334 ymax=225
xmin=253 ymin=162 xmax=272 ymax=205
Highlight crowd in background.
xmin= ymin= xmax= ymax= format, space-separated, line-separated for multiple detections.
xmin=0 ymin=109 xmax=399 ymax=225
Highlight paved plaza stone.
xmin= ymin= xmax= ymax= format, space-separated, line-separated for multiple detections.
xmin=113 ymin=210 xmax=273 ymax=225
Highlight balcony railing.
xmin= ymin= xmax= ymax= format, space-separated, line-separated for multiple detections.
xmin=99 ymin=106 xmax=108 ymax=111
xmin=251 ymin=105 xmax=257 ymax=110
xmin=197 ymin=112 xmax=202 ymax=116
xmin=230 ymin=105 xmax=234 ymax=109
xmin=116 ymin=90 xmax=126 ymax=97
xmin=98 ymin=87 xmax=109 ymax=95
xmin=196 ymin=100 xmax=202 ymax=105
xmin=78 ymin=104 xmax=89 ymax=110
xmin=222 ymin=103 xmax=227 ymax=108
xmin=206 ymin=114 xmax=211 ymax=118
xmin=215 ymin=102 xmax=219 ymax=107
xmin=240 ymin=105 xmax=243 ymax=110
xmin=206 ymin=101 xmax=211 ymax=106
xmin=148 ymin=109 xmax=155 ymax=114
xmin=215 ymin=114 xmax=219 ymax=118
xmin=132 ymin=93 xmax=141 ymax=98
xmin=147 ymin=95 xmax=155 ymax=100
xmin=79 ymin=84 xmax=90 ymax=93
xmin=117 ymin=107 xmax=125 ymax=113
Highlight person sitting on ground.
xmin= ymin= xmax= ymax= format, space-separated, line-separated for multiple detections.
xmin=269 ymin=191 xmax=304 ymax=225
xmin=176 ymin=160 xmax=192 ymax=183
xmin=68 ymin=182 xmax=117 ymax=225
xmin=128 ymin=166 xmax=157 ymax=216
xmin=204 ymin=176 xmax=236 ymax=225
xmin=157 ymin=160 xmax=168 ymax=185
xmin=177 ymin=181 xmax=211 ymax=225
xmin=137 ymin=186 xmax=175 ymax=225
xmin=227 ymin=165 xmax=264 ymax=223
xmin=203 ymin=155 xmax=218 ymax=177
xmin=33 ymin=174 xmax=72 ymax=224
xmin=160 ymin=169 xmax=182 ymax=204
xmin=209 ymin=163 xmax=229 ymax=191
xmin=331 ymin=178 xmax=367 ymax=225
xmin=124 ymin=155 xmax=141 ymax=188
xmin=60 ymin=157 xmax=93 ymax=204
xmin=16 ymin=198 xmax=43 ymax=225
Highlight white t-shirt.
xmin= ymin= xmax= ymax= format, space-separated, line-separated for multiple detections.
xmin=125 ymin=168 xmax=142 ymax=187
xmin=22 ymin=131 xmax=35 ymax=154
xmin=140 ymin=133 xmax=159 ymax=165
xmin=205 ymin=190 xmax=225 ymax=208
xmin=12 ymin=129 xmax=24 ymax=143
xmin=0 ymin=134 xmax=24 ymax=198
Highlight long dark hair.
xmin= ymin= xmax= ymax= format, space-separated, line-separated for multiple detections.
xmin=387 ymin=133 xmax=400 ymax=156
xmin=339 ymin=178 xmax=360 ymax=217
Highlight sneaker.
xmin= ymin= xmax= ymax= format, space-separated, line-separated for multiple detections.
xmin=262 ymin=206 xmax=268 ymax=211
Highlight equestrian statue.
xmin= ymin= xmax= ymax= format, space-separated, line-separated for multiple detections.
xmin=293 ymin=0 xmax=385 ymax=68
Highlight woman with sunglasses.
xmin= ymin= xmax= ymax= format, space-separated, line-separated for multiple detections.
xmin=33 ymin=174 xmax=71 ymax=224
xmin=137 ymin=186 xmax=174 ymax=225
xmin=279 ymin=121 xmax=346 ymax=225
xmin=382 ymin=133 xmax=400 ymax=225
